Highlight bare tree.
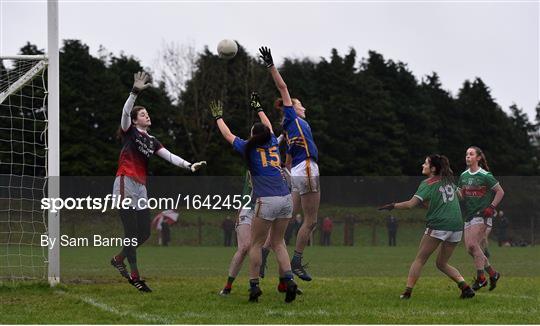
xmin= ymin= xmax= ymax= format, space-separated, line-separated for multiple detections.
xmin=154 ymin=40 xmax=214 ymax=161
xmin=154 ymin=40 xmax=198 ymax=105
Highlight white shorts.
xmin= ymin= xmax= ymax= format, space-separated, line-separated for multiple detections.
xmin=291 ymin=159 xmax=320 ymax=195
xmin=464 ymin=216 xmax=493 ymax=229
xmin=236 ymin=208 xmax=254 ymax=228
xmin=254 ymin=195 xmax=293 ymax=221
xmin=112 ymin=175 xmax=148 ymax=210
xmin=425 ymin=228 xmax=463 ymax=243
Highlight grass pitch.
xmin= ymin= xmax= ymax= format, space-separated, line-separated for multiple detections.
xmin=1 ymin=245 xmax=539 ymax=324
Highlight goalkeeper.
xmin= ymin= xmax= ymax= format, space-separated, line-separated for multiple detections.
xmin=110 ymin=71 xmax=206 ymax=292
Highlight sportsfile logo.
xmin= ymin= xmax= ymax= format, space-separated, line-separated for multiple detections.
xmin=40 ymin=194 xmax=252 ymax=212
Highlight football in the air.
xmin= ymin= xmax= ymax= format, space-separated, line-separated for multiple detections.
xmin=217 ymin=39 xmax=238 ymax=59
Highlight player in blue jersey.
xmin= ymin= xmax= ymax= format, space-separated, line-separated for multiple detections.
xmin=210 ymin=98 xmax=298 ymax=303
xmin=259 ymin=46 xmax=320 ymax=281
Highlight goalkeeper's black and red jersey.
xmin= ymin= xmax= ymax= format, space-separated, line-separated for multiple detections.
xmin=116 ymin=125 xmax=163 ymax=185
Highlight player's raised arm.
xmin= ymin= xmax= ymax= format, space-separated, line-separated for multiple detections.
xmin=250 ymin=91 xmax=273 ymax=133
xmin=210 ymin=100 xmax=236 ymax=144
xmin=121 ymin=71 xmax=151 ymax=131
xmin=155 ymin=148 xmax=206 ymax=172
xmin=259 ymin=47 xmax=292 ymax=107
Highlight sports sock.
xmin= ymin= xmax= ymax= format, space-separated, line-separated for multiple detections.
xmin=457 ymin=281 xmax=467 ymax=289
xmin=225 ymin=276 xmax=235 ymax=289
xmin=277 ymin=277 xmax=287 ymax=291
xmin=128 ymin=259 xmax=138 ymax=274
xmin=404 ymin=287 xmax=413 ymax=294
xmin=477 ymin=270 xmax=486 ymax=281
xmin=291 ymin=251 xmax=303 ymax=264
xmin=249 ymin=278 xmax=259 ymax=289
xmin=261 ymin=247 xmax=270 ymax=261
xmin=484 ymin=265 xmax=497 ymax=277
xmin=130 ymin=270 xmax=139 ymax=281
xmin=114 ymin=254 xmax=125 ymax=262
xmin=283 ymin=270 xmax=294 ymax=281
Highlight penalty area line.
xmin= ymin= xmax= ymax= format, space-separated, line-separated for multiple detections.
xmin=55 ymin=290 xmax=173 ymax=324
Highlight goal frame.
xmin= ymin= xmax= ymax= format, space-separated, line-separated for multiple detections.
xmin=47 ymin=0 xmax=60 ymax=286
xmin=1 ymin=0 xmax=61 ymax=286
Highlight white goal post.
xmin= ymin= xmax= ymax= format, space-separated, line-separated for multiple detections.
xmin=47 ymin=0 xmax=60 ymax=287
xmin=0 ymin=0 xmax=59 ymax=286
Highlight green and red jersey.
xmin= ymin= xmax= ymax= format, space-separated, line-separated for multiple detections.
xmin=458 ymin=168 xmax=499 ymax=221
xmin=414 ymin=176 xmax=463 ymax=232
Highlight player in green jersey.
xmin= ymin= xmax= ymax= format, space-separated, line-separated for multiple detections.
xmin=457 ymin=146 xmax=504 ymax=291
xmin=379 ymin=154 xmax=475 ymax=300
xmin=219 ymin=171 xmax=255 ymax=295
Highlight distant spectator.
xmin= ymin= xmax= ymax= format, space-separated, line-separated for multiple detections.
xmin=151 ymin=210 xmax=179 ymax=246
xmin=321 ymin=217 xmax=333 ymax=246
xmin=222 ymin=216 xmax=235 ymax=247
xmin=386 ymin=215 xmax=398 ymax=247
xmin=497 ymin=210 xmax=509 ymax=247
xmin=344 ymin=216 xmax=355 ymax=246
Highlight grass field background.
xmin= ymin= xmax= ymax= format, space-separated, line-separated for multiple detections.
xmin=1 ymin=245 xmax=539 ymax=324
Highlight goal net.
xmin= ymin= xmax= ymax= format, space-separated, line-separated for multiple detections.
xmin=0 ymin=56 xmax=49 ymax=281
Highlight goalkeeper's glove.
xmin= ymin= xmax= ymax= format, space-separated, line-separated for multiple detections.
xmin=377 ymin=203 xmax=395 ymax=211
xmin=250 ymin=92 xmax=263 ymax=113
xmin=258 ymin=46 xmax=274 ymax=68
xmin=189 ymin=161 xmax=207 ymax=172
xmin=132 ymin=71 xmax=151 ymax=95
xmin=209 ymin=100 xmax=223 ymax=120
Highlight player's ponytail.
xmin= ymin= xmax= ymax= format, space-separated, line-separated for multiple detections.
xmin=428 ymin=154 xmax=454 ymax=185
xmin=116 ymin=106 xmax=147 ymax=141
xmin=245 ymin=123 xmax=271 ymax=166
xmin=470 ymin=146 xmax=490 ymax=171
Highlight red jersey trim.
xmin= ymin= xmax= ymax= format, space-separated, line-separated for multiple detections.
xmin=426 ymin=176 xmax=441 ymax=186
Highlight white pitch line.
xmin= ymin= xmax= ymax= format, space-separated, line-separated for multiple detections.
xmin=55 ymin=290 xmax=174 ymax=324
xmin=264 ymin=308 xmax=330 ymax=317
xmin=487 ymin=293 xmax=539 ymax=300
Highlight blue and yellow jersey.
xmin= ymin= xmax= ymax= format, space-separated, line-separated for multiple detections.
xmin=282 ymin=106 xmax=318 ymax=168
xmin=233 ymin=134 xmax=290 ymax=198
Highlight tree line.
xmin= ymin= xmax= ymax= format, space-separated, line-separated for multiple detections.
xmin=6 ymin=40 xmax=540 ymax=177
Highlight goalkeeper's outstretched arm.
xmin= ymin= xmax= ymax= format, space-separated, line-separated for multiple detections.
xmin=155 ymin=148 xmax=191 ymax=169
xmin=121 ymin=94 xmax=136 ymax=131
xmin=121 ymin=71 xmax=151 ymax=131
xmin=155 ymin=148 xmax=206 ymax=172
